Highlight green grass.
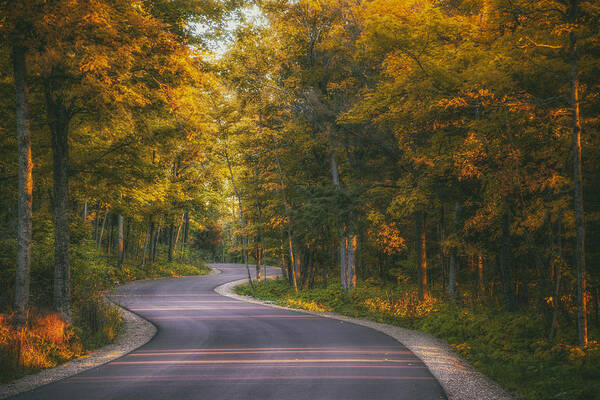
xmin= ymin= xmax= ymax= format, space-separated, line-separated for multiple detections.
xmin=237 ymin=278 xmax=600 ymax=400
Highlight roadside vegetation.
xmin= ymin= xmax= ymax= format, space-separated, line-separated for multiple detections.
xmin=238 ymin=278 xmax=600 ymax=400
xmin=0 ymin=232 xmax=208 ymax=383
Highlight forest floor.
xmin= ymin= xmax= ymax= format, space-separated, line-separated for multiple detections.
xmin=236 ymin=278 xmax=600 ymax=400
xmin=0 ymin=242 xmax=210 ymax=384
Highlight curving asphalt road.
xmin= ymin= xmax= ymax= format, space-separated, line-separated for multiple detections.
xmin=11 ymin=264 xmax=446 ymax=400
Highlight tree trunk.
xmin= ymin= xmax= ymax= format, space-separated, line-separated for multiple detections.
xmin=569 ymin=0 xmax=587 ymax=346
xmin=269 ymin=132 xmax=297 ymax=293
xmin=12 ymin=44 xmax=33 ymax=325
xmin=117 ymin=214 xmax=124 ymax=269
xmin=224 ymin=151 xmax=254 ymax=289
xmin=82 ymin=201 xmax=88 ymax=223
xmin=168 ymin=224 xmax=174 ymax=262
xmin=500 ymin=213 xmax=516 ymax=312
xmin=148 ymin=221 xmax=156 ymax=264
xmin=478 ymin=254 xmax=485 ymax=297
xmin=180 ymin=212 xmax=189 ymax=262
xmin=107 ymin=215 xmax=113 ymax=261
xmin=94 ymin=206 xmax=101 ymax=242
xmin=340 ymin=236 xmax=348 ymax=290
xmin=550 ymin=209 xmax=563 ymax=341
xmin=173 ymin=213 xmax=184 ymax=258
xmin=97 ymin=210 xmax=108 ymax=249
xmin=449 ymin=202 xmax=460 ymax=298
xmin=329 ymin=151 xmax=356 ymax=291
xmin=438 ymin=206 xmax=446 ymax=293
xmin=142 ymin=222 xmax=151 ymax=267
xmin=348 ymin=234 xmax=357 ymax=289
xmin=416 ymin=211 xmax=428 ymax=300
xmin=153 ymin=222 xmax=161 ymax=262
xmin=46 ymin=84 xmax=71 ymax=322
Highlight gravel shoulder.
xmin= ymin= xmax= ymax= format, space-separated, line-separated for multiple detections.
xmin=215 ymin=277 xmax=514 ymax=400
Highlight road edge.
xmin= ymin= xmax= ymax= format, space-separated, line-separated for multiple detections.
xmin=215 ymin=277 xmax=514 ymax=400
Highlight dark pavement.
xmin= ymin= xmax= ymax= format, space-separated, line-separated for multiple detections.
xmin=11 ymin=264 xmax=446 ymax=399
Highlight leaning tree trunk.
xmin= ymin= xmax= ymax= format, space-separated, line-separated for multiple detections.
xmin=97 ymin=210 xmax=108 ymax=249
xmin=12 ymin=44 xmax=33 ymax=325
xmin=46 ymin=86 xmax=71 ymax=322
xmin=568 ymin=1 xmax=587 ymax=346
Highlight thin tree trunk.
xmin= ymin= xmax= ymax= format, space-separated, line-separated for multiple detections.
xmin=416 ymin=211 xmax=428 ymax=300
xmin=224 ymin=151 xmax=254 ymax=289
xmin=569 ymin=0 xmax=587 ymax=346
xmin=98 ymin=210 xmax=108 ymax=249
xmin=449 ymin=202 xmax=460 ymax=298
xmin=500 ymin=213 xmax=516 ymax=312
xmin=180 ymin=212 xmax=189 ymax=262
xmin=173 ymin=213 xmax=184 ymax=257
xmin=269 ymin=132 xmax=297 ymax=293
xmin=117 ymin=214 xmax=124 ymax=269
xmin=46 ymin=84 xmax=71 ymax=322
xmin=153 ymin=222 xmax=161 ymax=262
xmin=82 ymin=201 xmax=88 ymax=223
xmin=348 ymin=234 xmax=357 ymax=289
xmin=123 ymin=217 xmax=131 ymax=261
xmin=550 ymin=209 xmax=563 ymax=341
xmin=438 ymin=205 xmax=446 ymax=293
xmin=142 ymin=222 xmax=151 ymax=267
xmin=329 ymin=151 xmax=355 ymax=290
xmin=256 ymin=197 xmax=263 ymax=282
xmin=94 ymin=206 xmax=101 ymax=242
xmin=107 ymin=216 xmax=114 ymax=261
xmin=12 ymin=44 xmax=33 ymax=325
xmin=478 ymin=254 xmax=485 ymax=297
xmin=148 ymin=221 xmax=156 ymax=263
xmin=168 ymin=224 xmax=174 ymax=262
xmin=340 ymin=236 xmax=348 ymax=290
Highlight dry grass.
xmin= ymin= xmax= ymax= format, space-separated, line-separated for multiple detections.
xmin=0 ymin=311 xmax=84 ymax=382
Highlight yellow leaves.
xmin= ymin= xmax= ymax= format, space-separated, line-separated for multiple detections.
xmin=454 ymin=132 xmax=486 ymax=181
xmin=79 ymin=54 xmax=110 ymax=73
xmin=367 ymin=212 xmax=407 ymax=255
xmin=83 ymin=11 xmax=111 ymax=28
xmin=269 ymin=216 xmax=288 ymax=229
xmin=362 ymin=291 xmax=439 ymax=319
xmin=285 ymin=298 xmax=330 ymax=312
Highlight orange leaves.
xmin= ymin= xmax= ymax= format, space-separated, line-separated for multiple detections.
xmin=367 ymin=212 xmax=407 ymax=256
xmin=453 ymin=132 xmax=486 ymax=181
xmin=79 ymin=54 xmax=110 ymax=73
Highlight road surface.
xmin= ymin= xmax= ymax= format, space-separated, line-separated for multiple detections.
xmin=12 ymin=264 xmax=446 ymax=400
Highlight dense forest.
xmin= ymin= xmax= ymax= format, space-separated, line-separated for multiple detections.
xmin=1 ymin=0 xmax=599 ymax=398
